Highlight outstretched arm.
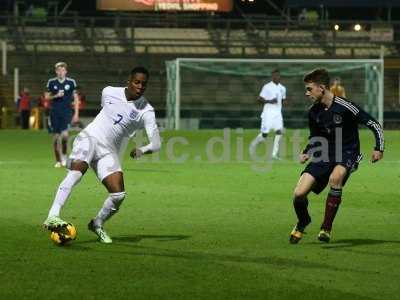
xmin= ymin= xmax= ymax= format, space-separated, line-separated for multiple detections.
xmin=356 ymin=107 xmax=384 ymax=162
xmin=130 ymin=111 xmax=161 ymax=159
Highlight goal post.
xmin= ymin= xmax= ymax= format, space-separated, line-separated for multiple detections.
xmin=165 ymin=58 xmax=384 ymax=130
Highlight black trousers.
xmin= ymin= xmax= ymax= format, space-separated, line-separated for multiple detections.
xmin=20 ymin=110 xmax=30 ymax=129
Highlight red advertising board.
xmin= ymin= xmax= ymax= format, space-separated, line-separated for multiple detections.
xmin=97 ymin=0 xmax=233 ymax=12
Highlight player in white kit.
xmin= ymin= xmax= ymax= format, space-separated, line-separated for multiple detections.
xmin=249 ymin=69 xmax=286 ymax=159
xmin=43 ymin=67 xmax=161 ymax=243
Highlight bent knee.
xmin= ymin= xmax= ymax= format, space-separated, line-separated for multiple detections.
xmin=328 ymin=175 xmax=344 ymax=187
xmin=110 ymin=191 xmax=125 ymax=200
xmin=53 ymin=134 xmax=61 ymax=142
xmin=67 ymin=159 xmax=89 ymax=174
xmin=293 ymin=187 xmax=308 ymax=199
xmin=110 ymin=191 xmax=126 ymax=209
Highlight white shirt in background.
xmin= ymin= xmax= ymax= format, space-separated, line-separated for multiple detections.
xmin=259 ymin=81 xmax=286 ymax=118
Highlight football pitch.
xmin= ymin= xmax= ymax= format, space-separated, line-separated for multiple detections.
xmin=0 ymin=129 xmax=399 ymax=299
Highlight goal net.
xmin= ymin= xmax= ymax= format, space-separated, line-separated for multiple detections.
xmin=165 ymin=58 xmax=384 ymax=130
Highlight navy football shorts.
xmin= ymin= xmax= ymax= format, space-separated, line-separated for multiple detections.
xmin=301 ymin=151 xmax=363 ymax=194
xmin=49 ymin=110 xmax=72 ymax=134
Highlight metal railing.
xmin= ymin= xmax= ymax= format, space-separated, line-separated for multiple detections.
xmin=0 ymin=14 xmax=396 ymax=58
xmin=0 ymin=13 xmax=399 ymax=31
xmin=6 ymin=41 xmax=387 ymax=59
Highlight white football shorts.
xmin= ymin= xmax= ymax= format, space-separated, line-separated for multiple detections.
xmin=260 ymin=114 xmax=283 ymax=133
xmin=69 ymin=132 xmax=122 ymax=182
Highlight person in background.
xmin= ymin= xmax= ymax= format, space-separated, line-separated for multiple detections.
xmin=298 ymin=8 xmax=307 ymax=23
xmin=38 ymin=91 xmax=51 ymax=130
xmin=330 ymin=77 xmax=346 ymax=98
xmin=17 ymin=87 xmax=31 ymax=129
xmin=249 ymin=69 xmax=286 ymax=160
xmin=45 ymin=62 xmax=79 ymax=168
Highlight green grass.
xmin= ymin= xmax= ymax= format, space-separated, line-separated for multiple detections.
xmin=0 ymin=129 xmax=399 ymax=299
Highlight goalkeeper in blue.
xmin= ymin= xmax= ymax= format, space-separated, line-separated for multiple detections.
xmin=43 ymin=67 xmax=161 ymax=243
xmin=290 ymin=68 xmax=384 ymax=244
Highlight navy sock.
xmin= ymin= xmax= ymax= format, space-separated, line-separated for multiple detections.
xmin=293 ymin=196 xmax=311 ymax=229
xmin=62 ymin=138 xmax=68 ymax=155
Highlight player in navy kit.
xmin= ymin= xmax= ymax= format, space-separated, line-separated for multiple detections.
xmin=46 ymin=62 xmax=79 ymax=167
xmin=290 ymin=68 xmax=384 ymax=244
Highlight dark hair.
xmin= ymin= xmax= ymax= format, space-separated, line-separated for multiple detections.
xmin=130 ymin=66 xmax=149 ymax=78
xmin=271 ymin=69 xmax=280 ymax=74
xmin=303 ymin=68 xmax=330 ymax=87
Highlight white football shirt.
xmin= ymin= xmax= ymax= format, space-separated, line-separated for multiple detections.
xmin=84 ymin=86 xmax=160 ymax=153
xmin=259 ymin=81 xmax=286 ymax=117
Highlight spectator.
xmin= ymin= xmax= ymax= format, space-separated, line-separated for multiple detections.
xmin=17 ymin=87 xmax=31 ymax=129
xmin=298 ymin=8 xmax=307 ymax=23
xmin=38 ymin=90 xmax=51 ymax=130
xmin=330 ymin=77 xmax=346 ymax=98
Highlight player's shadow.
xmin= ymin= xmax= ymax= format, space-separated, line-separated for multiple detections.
xmin=319 ymin=238 xmax=400 ymax=257
xmin=322 ymin=238 xmax=400 ymax=248
xmin=67 ymin=237 xmax=379 ymax=274
xmin=72 ymin=234 xmax=190 ymax=247
xmin=112 ymin=234 xmax=191 ymax=243
xmin=94 ymin=244 xmax=376 ymax=275
xmin=123 ymin=168 xmax=173 ymax=173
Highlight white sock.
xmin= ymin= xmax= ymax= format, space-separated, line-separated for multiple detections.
xmin=272 ymin=134 xmax=282 ymax=157
xmin=249 ymin=133 xmax=266 ymax=155
xmin=94 ymin=192 xmax=125 ymax=227
xmin=94 ymin=198 xmax=115 ymax=227
xmin=48 ymin=170 xmax=82 ymax=217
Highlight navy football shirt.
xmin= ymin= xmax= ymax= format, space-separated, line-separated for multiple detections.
xmin=46 ymin=77 xmax=77 ymax=112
